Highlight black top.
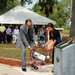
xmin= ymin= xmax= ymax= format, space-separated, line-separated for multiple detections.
xmin=49 ymin=29 xmax=61 ymax=46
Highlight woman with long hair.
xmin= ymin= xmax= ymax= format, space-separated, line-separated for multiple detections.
xmin=44 ymin=23 xmax=61 ymax=64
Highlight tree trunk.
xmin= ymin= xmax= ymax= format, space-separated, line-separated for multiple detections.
xmin=70 ymin=0 xmax=75 ymax=37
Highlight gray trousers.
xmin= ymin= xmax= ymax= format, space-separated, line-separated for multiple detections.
xmin=20 ymin=42 xmax=34 ymax=67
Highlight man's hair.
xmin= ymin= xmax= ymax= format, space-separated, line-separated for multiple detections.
xmin=47 ymin=23 xmax=54 ymax=28
xmin=25 ymin=19 xmax=32 ymax=24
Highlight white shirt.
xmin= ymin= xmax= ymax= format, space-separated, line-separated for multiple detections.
xmin=13 ymin=29 xmax=19 ymax=35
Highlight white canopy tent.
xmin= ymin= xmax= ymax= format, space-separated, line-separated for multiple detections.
xmin=0 ymin=5 xmax=56 ymax=25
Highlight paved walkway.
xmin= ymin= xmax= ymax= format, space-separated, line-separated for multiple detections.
xmin=0 ymin=64 xmax=54 ymax=75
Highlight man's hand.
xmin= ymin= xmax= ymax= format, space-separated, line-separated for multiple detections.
xmin=28 ymin=46 xmax=33 ymax=51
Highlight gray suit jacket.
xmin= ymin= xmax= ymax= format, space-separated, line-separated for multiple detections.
xmin=16 ymin=25 xmax=37 ymax=47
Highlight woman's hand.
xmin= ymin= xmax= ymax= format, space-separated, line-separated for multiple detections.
xmin=47 ymin=46 xmax=53 ymax=52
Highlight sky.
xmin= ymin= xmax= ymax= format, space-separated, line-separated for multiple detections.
xmin=25 ymin=0 xmax=38 ymax=8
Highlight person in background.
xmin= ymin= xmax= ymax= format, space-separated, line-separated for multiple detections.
xmin=13 ymin=25 xmax=19 ymax=36
xmin=44 ymin=28 xmax=48 ymax=42
xmin=0 ymin=25 xmax=1 ymax=43
xmin=34 ymin=26 xmax=38 ymax=35
xmin=39 ymin=27 xmax=45 ymax=41
xmin=0 ymin=24 xmax=6 ymax=43
xmin=6 ymin=25 xmax=12 ymax=43
xmin=12 ymin=26 xmax=19 ymax=43
xmin=16 ymin=19 xmax=39 ymax=72
xmin=44 ymin=23 xmax=61 ymax=64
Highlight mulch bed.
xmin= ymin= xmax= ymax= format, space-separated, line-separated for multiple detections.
xmin=0 ymin=57 xmax=22 ymax=66
xmin=0 ymin=57 xmax=52 ymax=66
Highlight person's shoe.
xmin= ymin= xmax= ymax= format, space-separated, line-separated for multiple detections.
xmin=51 ymin=68 xmax=54 ymax=73
xmin=51 ymin=70 xmax=54 ymax=73
xmin=22 ymin=65 xmax=27 ymax=72
xmin=22 ymin=67 xmax=27 ymax=71
xmin=31 ymin=64 xmax=38 ymax=70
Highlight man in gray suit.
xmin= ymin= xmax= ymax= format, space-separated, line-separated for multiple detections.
xmin=16 ymin=19 xmax=38 ymax=71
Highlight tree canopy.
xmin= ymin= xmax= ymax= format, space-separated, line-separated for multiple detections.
xmin=0 ymin=0 xmax=33 ymax=15
xmin=38 ymin=0 xmax=58 ymax=17
xmin=32 ymin=0 xmax=71 ymax=27
xmin=0 ymin=0 xmax=21 ymax=15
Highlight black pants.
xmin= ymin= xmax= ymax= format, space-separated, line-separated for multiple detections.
xmin=0 ymin=32 xmax=6 ymax=43
xmin=52 ymin=48 xmax=54 ymax=64
xmin=7 ymin=35 xmax=12 ymax=43
xmin=40 ymin=36 xmax=44 ymax=41
xmin=0 ymin=32 xmax=1 ymax=43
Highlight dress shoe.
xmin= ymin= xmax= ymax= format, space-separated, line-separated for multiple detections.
xmin=51 ymin=70 xmax=54 ymax=73
xmin=22 ymin=66 xmax=27 ymax=71
xmin=22 ymin=67 xmax=27 ymax=71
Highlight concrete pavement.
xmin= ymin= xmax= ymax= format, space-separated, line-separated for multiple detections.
xmin=0 ymin=64 xmax=23 ymax=75
xmin=0 ymin=64 xmax=54 ymax=75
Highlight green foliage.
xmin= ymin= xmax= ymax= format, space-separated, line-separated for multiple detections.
xmin=49 ymin=12 xmax=64 ymax=27
xmin=38 ymin=0 xmax=58 ymax=17
xmin=48 ymin=1 xmax=71 ymax=27
xmin=57 ymin=18 xmax=64 ymax=27
xmin=6 ymin=0 xmax=21 ymax=10
xmin=32 ymin=0 xmax=71 ymax=27
xmin=0 ymin=0 xmax=21 ymax=15
xmin=0 ymin=0 xmax=33 ymax=15
xmin=32 ymin=3 xmax=46 ymax=16
xmin=62 ymin=25 xmax=71 ymax=30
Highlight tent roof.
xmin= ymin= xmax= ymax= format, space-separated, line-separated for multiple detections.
xmin=0 ymin=5 xmax=56 ymax=25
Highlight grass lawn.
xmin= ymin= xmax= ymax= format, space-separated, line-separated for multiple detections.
xmin=0 ymin=44 xmax=30 ymax=60
xmin=0 ymin=44 xmax=20 ymax=59
xmin=0 ymin=43 xmax=49 ymax=61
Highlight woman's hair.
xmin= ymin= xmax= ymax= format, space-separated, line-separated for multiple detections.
xmin=47 ymin=23 xmax=54 ymax=28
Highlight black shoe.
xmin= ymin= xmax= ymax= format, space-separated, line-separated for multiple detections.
xmin=22 ymin=67 xmax=27 ymax=71
xmin=51 ymin=70 xmax=54 ymax=73
xmin=31 ymin=64 xmax=38 ymax=70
